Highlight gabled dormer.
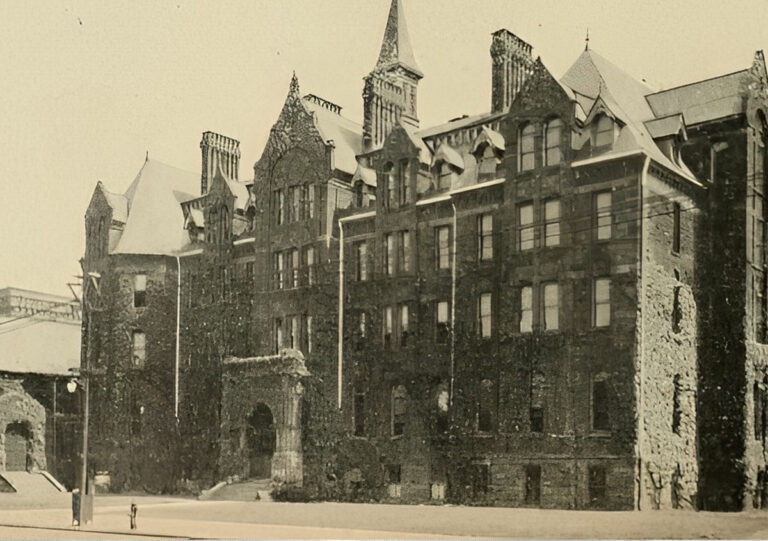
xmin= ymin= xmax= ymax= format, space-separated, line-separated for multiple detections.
xmin=431 ymin=142 xmax=464 ymax=192
xmin=471 ymin=126 xmax=505 ymax=180
xmin=373 ymin=121 xmax=430 ymax=211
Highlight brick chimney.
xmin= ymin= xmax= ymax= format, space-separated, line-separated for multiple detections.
xmin=200 ymin=132 xmax=241 ymax=195
xmin=490 ymin=29 xmax=535 ymax=114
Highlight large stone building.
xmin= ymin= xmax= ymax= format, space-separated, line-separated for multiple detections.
xmin=82 ymin=0 xmax=768 ymax=511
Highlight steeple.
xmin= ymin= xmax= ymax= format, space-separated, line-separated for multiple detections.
xmin=375 ymin=0 xmax=422 ymax=77
xmin=363 ymin=0 xmax=423 ymax=151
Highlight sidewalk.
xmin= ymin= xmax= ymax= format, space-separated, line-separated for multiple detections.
xmin=0 ymin=504 xmax=472 ymax=540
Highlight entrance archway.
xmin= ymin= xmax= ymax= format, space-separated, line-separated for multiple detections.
xmin=247 ymin=404 xmax=275 ymax=479
xmin=4 ymin=422 xmax=30 ymax=471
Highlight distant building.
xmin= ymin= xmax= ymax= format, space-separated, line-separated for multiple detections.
xmin=0 ymin=287 xmax=81 ymax=489
xmin=82 ymin=0 xmax=768 ymax=510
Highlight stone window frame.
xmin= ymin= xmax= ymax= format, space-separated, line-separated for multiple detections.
xmin=273 ymin=318 xmax=283 ymax=353
xmin=477 ymin=213 xmax=494 ymax=261
xmin=594 ymin=190 xmax=613 ymax=241
xmin=133 ymin=273 xmax=147 ymax=308
xmin=397 ymin=230 xmax=411 ymax=273
xmin=274 ymin=189 xmax=284 ymax=225
xmin=391 ymin=384 xmax=407 ymax=438
xmin=477 ymin=292 xmax=493 ymax=339
xmin=435 ymin=300 xmax=450 ymax=344
xmin=592 ymin=277 xmax=611 ymax=328
xmin=131 ymin=330 xmax=146 ymax=368
xmin=518 ymin=202 xmax=535 ymax=251
xmin=303 ymin=245 xmax=315 ymax=286
xmin=518 ymin=122 xmax=537 ymax=172
xmin=541 ymin=282 xmax=559 ymax=331
xmin=544 ymin=198 xmax=561 ymax=247
xmin=383 ymin=306 xmax=393 ymax=349
xmin=383 ymin=233 xmax=394 ymax=277
xmin=397 ymin=159 xmax=411 ymax=206
xmin=354 ymin=240 xmax=368 ymax=281
xmin=544 ymin=117 xmax=563 ymax=167
xmin=435 ymin=225 xmax=451 ymax=271
xmin=590 ymin=373 xmax=611 ymax=435
xmin=520 ymin=285 xmax=533 ymax=334
xmin=382 ymin=162 xmax=395 ymax=210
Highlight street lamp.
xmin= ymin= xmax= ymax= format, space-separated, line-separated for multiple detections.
xmin=67 ymin=369 xmax=92 ymax=526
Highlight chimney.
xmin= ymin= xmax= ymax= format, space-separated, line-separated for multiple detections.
xmin=200 ymin=132 xmax=241 ymax=195
xmin=490 ymin=29 xmax=535 ymax=114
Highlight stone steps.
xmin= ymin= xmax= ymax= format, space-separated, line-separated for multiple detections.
xmin=202 ymin=479 xmax=272 ymax=502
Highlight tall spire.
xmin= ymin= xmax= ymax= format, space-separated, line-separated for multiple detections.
xmin=375 ymin=0 xmax=422 ymax=77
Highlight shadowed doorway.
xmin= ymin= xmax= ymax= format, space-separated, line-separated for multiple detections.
xmin=246 ymin=404 xmax=275 ymax=479
xmin=4 ymin=422 xmax=31 ymax=471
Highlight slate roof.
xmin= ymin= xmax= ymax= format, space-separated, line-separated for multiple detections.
xmin=302 ymin=98 xmax=364 ymax=176
xmin=560 ymin=49 xmax=698 ymax=183
xmin=645 ymin=70 xmax=749 ymax=125
xmin=375 ymin=0 xmax=422 ymax=77
xmin=113 ymin=158 xmax=200 ymax=255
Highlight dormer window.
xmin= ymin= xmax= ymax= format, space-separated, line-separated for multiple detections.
xmin=544 ymin=118 xmax=563 ymax=166
xmin=594 ymin=115 xmax=615 ymax=148
xmin=436 ymin=161 xmax=454 ymax=191
xmin=476 ymin=144 xmax=498 ymax=178
xmin=519 ymin=123 xmax=536 ymax=171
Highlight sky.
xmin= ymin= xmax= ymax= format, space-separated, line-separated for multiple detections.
xmin=0 ymin=0 xmax=766 ymax=297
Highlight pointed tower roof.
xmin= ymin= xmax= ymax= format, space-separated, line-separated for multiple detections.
xmin=375 ymin=0 xmax=422 ymax=78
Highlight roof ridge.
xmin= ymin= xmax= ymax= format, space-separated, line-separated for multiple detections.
xmin=646 ymin=68 xmax=750 ymax=97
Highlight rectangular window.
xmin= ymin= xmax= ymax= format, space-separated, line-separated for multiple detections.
xmin=592 ymin=378 xmax=610 ymax=431
xmin=436 ymin=301 xmax=450 ymax=344
xmin=593 ymin=278 xmax=611 ymax=327
xmin=290 ymin=248 xmax=299 ymax=288
xmin=543 ymin=282 xmax=559 ymax=331
xmin=131 ymin=331 xmax=146 ymax=367
xmin=292 ymin=186 xmax=301 ymax=222
xmin=530 ymin=407 xmax=544 ymax=433
xmin=478 ymin=214 xmax=493 ymax=261
xmin=595 ymin=191 xmax=612 ymax=240
xmin=518 ymin=203 xmax=534 ymax=251
xmin=478 ymin=293 xmax=492 ymax=338
xmin=355 ymin=241 xmax=368 ymax=281
xmin=399 ymin=304 xmax=409 ymax=347
xmin=544 ymin=199 xmax=561 ymax=247
xmin=383 ymin=306 xmax=393 ymax=348
xmin=274 ymin=318 xmax=283 ymax=353
xmin=354 ymin=391 xmax=366 ymax=437
xmin=588 ymin=465 xmax=607 ymax=507
xmin=307 ymin=184 xmax=315 ymax=219
xmin=436 ymin=226 xmax=451 ymax=270
xmin=525 ymin=465 xmax=542 ymax=505
xmin=304 ymin=246 xmax=315 ymax=286
xmin=398 ymin=230 xmax=410 ymax=273
xmin=274 ymin=252 xmax=284 ymax=290
xmin=306 ymin=315 xmax=312 ymax=354
xmin=398 ymin=160 xmax=410 ymax=205
xmin=520 ymin=286 xmax=533 ymax=333
xmin=672 ymin=202 xmax=681 ymax=253
xmin=133 ymin=274 xmax=147 ymax=308
xmin=290 ymin=315 xmax=299 ymax=349
xmin=275 ymin=189 xmax=284 ymax=225
xmin=384 ymin=234 xmax=394 ymax=276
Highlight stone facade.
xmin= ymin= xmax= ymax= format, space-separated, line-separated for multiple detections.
xmin=82 ymin=0 xmax=768 ymax=510
xmin=0 ymin=379 xmax=47 ymax=473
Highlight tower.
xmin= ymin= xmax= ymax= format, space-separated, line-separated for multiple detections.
xmin=200 ymin=131 xmax=241 ymax=195
xmin=490 ymin=29 xmax=535 ymax=114
xmin=363 ymin=0 xmax=423 ymax=151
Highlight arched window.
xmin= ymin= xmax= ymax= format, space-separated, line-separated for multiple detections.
xmin=391 ymin=384 xmax=407 ymax=436
xmin=382 ymin=162 xmax=394 ymax=209
xmin=219 ymin=205 xmax=229 ymax=244
xmin=594 ymin=115 xmax=615 ymax=148
xmin=476 ymin=144 xmax=498 ymax=178
xmin=544 ymin=118 xmax=563 ymax=166
xmin=519 ymin=123 xmax=536 ymax=171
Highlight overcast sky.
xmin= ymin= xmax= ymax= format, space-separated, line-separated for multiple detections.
xmin=1 ymin=0 xmax=766 ymax=297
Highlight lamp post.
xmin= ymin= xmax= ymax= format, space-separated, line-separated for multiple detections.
xmin=67 ymin=368 xmax=91 ymax=526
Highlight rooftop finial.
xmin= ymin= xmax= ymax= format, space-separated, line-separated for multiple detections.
xmin=289 ymin=71 xmax=300 ymax=98
xmin=585 ymin=28 xmax=590 ymax=51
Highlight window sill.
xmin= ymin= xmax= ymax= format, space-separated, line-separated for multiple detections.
xmin=589 ymin=430 xmax=612 ymax=438
xmin=390 ymin=434 xmax=404 ymax=441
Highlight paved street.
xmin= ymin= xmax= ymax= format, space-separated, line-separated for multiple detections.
xmin=2 ymin=494 xmax=768 ymax=539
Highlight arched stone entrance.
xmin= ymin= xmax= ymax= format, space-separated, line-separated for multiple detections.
xmin=4 ymin=423 xmax=30 ymax=471
xmin=247 ymin=403 xmax=275 ymax=479
xmin=220 ymin=351 xmax=309 ymax=485
xmin=0 ymin=379 xmax=47 ymax=473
